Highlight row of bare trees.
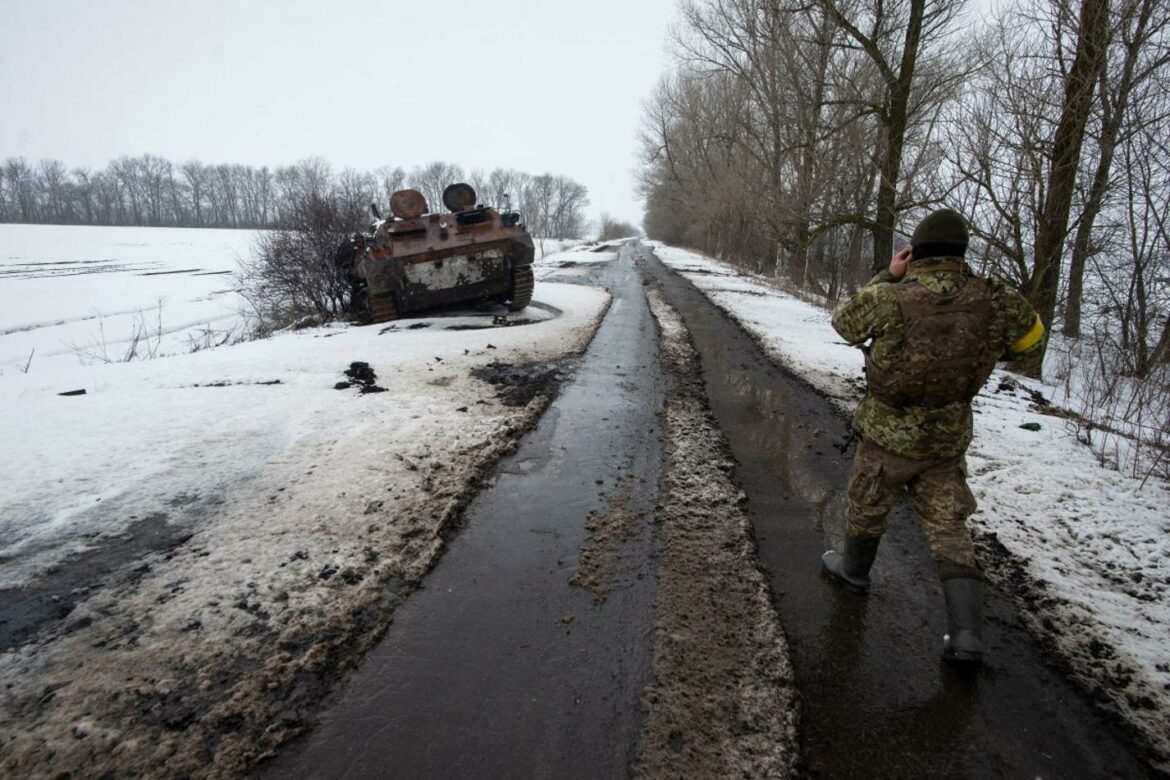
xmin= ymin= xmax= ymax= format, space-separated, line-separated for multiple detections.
xmin=597 ymin=213 xmax=643 ymax=241
xmin=0 ymin=155 xmax=590 ymax=239
xmin=640 ymin=0 xmax=1170 ymax=385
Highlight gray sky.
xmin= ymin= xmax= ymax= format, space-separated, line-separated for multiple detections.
xmin=0 ymin=0 xmax=679 ymax=227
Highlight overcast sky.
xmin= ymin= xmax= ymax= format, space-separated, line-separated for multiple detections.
xmin=1 ymin=0 xmax=680 ymax=227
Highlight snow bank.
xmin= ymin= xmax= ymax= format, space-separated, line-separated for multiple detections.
xmin=651 ymin=241 xmax=1170 ymax=769
xmin=0 ymin=228 xmax=612 ymax=776
xmin=533 ymin=237 xmax=585 ymax=260
xmin=534 ymin=240 xmax=629 ymax=281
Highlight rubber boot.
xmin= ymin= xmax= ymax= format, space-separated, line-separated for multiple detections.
xmin=821 ymin=534 xmax=881 ymax=593
xmin=941 ymin=577 xmax=984 ymax=667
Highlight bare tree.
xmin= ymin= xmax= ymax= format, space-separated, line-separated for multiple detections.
xmin=817 ymin=0 xmax=969 ymax=271
xmin=5 ymin=157 xmax=37 ymax=221
xmin=1016 ymin=0 xmax=1111 ymax=376
xmin=374 ymin=165 xmax=406 ymax=211
xmin=0 ymin=154 xmax=590 ymax=240
xmin=409 ymin=161 xmax=465 ymax=214
xmin=180 ymin=161 xmax=209 ymax=227
xmin=1063 ymin=0 xmax=1170 ymax=337
xmin=335 ymin=168 xmax=378 ymax=216
xmin=37 ymin=159 xmax=69 ymax=223
xmin=238 ymin=192 xmax=367 ymax=327
xmin=643 ymin=0 xmax=965 ymax=293
xmin=547 ymin=176 xmax=589 ymax=238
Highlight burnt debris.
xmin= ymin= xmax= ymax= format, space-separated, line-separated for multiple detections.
xmin=337 ymin=361 xmax=387 ymax=394
xmin=471 ymin=360 xmax=565 ymax=407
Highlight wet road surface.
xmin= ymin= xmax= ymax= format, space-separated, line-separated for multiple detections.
xmin=268 ymin=242 xmax=1152 ymax=779
xmin=266 ymin=244 xmax=664 ymax=778
xmin=640 ymin=245 xmax=1152 ymax=778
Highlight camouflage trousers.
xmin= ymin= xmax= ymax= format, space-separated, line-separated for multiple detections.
xmin=846 ymin=438 xmax=981 ymax=579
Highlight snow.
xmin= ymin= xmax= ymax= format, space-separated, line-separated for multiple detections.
xmin=0 ymin=226 xmax=590 ymax=376
xmin=1044 ymin=335 xmax=1170 ymax=480
xmin=0 ymin=224 xmax=258 ymax=373
xmin=533 ymin=237 xmax=586 ymax=260
xmin=534 ymin=240 xmax=631 ymax=280
xmin=0 ymin=228 xmax=607 ymax=590
xmin=0 ymin=226 xmax=612 ymax=775
xmin=650 ymin=241 xmax=1170 ymax=767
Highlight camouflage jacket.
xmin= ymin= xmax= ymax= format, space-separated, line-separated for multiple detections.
xmin=832 ymin=257 xmax=1043 ymax=459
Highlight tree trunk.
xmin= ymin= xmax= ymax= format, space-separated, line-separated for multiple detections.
xmin=1064 ymin=0 xmax=1155 ymax=338
xmin=1150 ymin=316 xmax=1170 ymax=366
xmin=872 ymin=0 xmax=925 ymax=272
xmin=1062 ymin=144 xmax=1112 ymax=339
xmin=1018 ymin=0 xmax=1110 ymax=378
xmin=873 ymin=122 xmax=902 ymax=273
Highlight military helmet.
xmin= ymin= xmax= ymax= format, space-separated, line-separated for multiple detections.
xmin=911 ymin=209 xmax=969 ymax=260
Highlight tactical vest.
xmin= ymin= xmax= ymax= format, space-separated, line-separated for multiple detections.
xmin=865 ymin=272 xmax=997 ymax=409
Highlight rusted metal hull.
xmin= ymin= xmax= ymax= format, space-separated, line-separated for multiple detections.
xmin=355 ymin=206 xmax=535 ymax=324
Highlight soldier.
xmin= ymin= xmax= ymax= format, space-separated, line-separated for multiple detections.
xmin=822 ymin=209 xmax=1044 ymax=667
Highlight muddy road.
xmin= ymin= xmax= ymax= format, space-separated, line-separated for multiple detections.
xmin=267 ymin=244 xmax=664 ymax=778
xmin=267 ymin=242 xmax=1153 ymax=779
xmin=639 ymin=245 xmax=1152 ymax=779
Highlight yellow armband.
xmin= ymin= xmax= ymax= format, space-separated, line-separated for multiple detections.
xmin=1011 ymin=315 xmax=1045 ymax=353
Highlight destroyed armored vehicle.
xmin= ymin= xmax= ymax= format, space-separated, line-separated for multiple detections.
xmin=336 ymin=183 xmax=535 ymax=323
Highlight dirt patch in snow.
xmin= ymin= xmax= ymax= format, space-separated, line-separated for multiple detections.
xmin=0 ymin=355 xmax=608 ymax=774
xmin=333 ymin=361 xmax=386 ymax=394
xmin=632 ymin=286 xmax=797 ymax=778
xmin=471 ymin=360 xmax=567 ymax=408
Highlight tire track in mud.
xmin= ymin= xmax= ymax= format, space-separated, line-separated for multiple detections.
xmin=642 ymin=245 xmax=1156 ymax=779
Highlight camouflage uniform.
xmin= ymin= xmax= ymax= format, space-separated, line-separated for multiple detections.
xmin=832 ymin=257 xmax=1043 ymax=578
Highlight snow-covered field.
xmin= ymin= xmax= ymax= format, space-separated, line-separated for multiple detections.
xmin=0 ymin=225 xmax=594 ymax=589
xmin=0 ymin=226 xmax=585 ymax=378
xmin=650 ymin=242 xmax=1170 ymax=770
xmin=0 ymin=225 xmax=612 ymax=776
xmin=0 ymin=225 xmax=257 ymax=374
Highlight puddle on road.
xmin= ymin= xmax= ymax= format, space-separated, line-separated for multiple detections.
xmin=266 ymin=244 xmax=665 ymax=780
xmin=642 ymin=248 xmax=1152 ymax=779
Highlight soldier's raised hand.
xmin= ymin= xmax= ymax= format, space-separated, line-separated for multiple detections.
xmin=889 ymin=247 xmax=913 ymax=280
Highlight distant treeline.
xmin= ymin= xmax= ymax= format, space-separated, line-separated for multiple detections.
xmin=0 ymin=155 xmax=590 ymax=239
